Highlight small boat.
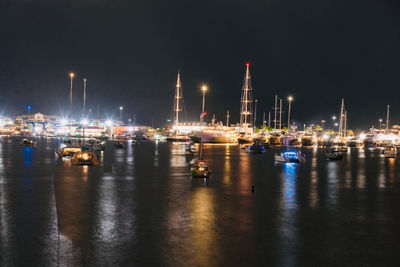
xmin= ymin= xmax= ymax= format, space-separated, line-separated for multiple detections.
xmin=274 ymin=151 xmax=305 ymax=163
xmin=382 ymin=145 xmax=396 ymax=158
xmin=56 ymin=146 xmax=82 ymax=158
xmin=114 ymin=141 xmax=126 ymax=149
xmin=238 ymin=136 xmax=253 ymax=144
xmin=20 ymin=139 xmax=36 ymax=147
xmin=71 ymin=151 xmax=98 ymax=165
xmin=131 ymin=139 xmax=139 ymax=146
xmin=185 ymin=142 xmax=195 ymax=154
xmin=191 ymin=137 xmax=211 ymax=178
xmin=245 ymin=141 xmax=266 ymax=154
xmin=191 ymin=160 xmax=211 ymax=178
xmin=326 ymin=151 xmax=343 ymax=161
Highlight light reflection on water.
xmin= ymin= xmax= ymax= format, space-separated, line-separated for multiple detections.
xmin=279 ymin=163 xmax=298 ymax=266
xmin=0 ymin=139 xmax=400 ymax=266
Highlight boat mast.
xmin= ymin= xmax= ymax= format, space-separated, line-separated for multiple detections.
xmin=262 ymin=111 xmax=266 ymax=128
xmin=240 ymin=63 xmax=253 ymax=134
xmin=386 ymin=104 xmax=390 ymax=131
xmin=268 ymin=111 xmax=271 ymax=127
xmin=226 ymin=110 xmax=230 ymax=127
xmin=174 ymin=71 xmax=182 ymax=125
xmin=274 ymin=95 xmax=277 ymax=130
xmin=344 ymin=110 xmax=347 ymax=136
xmin=253 ymin=99 xmax=258 ymax=133
xmin=338 ymin=98 xmax=345 ymax=138
xmin=279 ymin=98 xmax=282 ymax=130
xmin=83 ymin=78 xmax=87 ymax=115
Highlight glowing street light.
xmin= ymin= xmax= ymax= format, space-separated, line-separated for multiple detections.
xmin=332 ymin=115 xmax=336 ymax=132
xmin=287 ymin=96 xmax=293 ymax=132
xmin=119 ymin=106 xmax=123 ymax=122
xmin=69 ymin=72 xmax=75 ymax=124
xmin=200 ymin=85 xmax=207 ymax=124
xmin=105 ymin=120 xmax=113 ymax=127
xmin=379 ymin=118 xmax=383 ymax=129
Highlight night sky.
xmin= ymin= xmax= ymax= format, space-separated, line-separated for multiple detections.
xmin=1 ymin=0 xmax=400 ymax=129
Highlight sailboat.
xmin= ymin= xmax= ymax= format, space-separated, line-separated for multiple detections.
xmin=332 ymin=98 xmax=348 ymax=153
xmin=167 ymin=71 xmax=190 ymax=142
xmin=191 ymin=136 xmax=211 ymax=178
xmin=238 ymin=62 xmax=254 ymax=142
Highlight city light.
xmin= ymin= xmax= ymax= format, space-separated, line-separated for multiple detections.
xmin=60 ymin=118 xmax=68 ymax=126
xmin=105 ymin=120 xmax=113 ymax=127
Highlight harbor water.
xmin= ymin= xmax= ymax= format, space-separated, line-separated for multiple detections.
xmin=0 ymin=138 xmax=400 ymax=266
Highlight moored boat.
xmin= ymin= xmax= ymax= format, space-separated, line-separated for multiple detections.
xmin=382 ymin=145 xmax=396 ymax=158
xmin=71 ymin=151 xmax=99 ymax=165
xmin=274 ymin=150 xmax=305 ymax=163
xmin=56 ymin=146 xmax=82 ymax=158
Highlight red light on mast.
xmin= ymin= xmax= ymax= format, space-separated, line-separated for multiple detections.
xmin=245 ymin=62 xmax=250 ymax=67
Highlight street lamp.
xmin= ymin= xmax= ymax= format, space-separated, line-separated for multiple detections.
xmin=332 ymin=115 xmax=336 ymax=132
xmin=287 ymin=96 xmax=293 ymax=133
xmin=379 ymin=118 xmax=383 ymax=129
xmin=69 ymin=72 xmax=75 ymax=124
xmin=200 ymin=85 xmax=207 ymax=124
xmin=119 ymin=106 xmax=123 ymax=122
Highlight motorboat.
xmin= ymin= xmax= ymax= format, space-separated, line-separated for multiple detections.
xmin=245 ymin=141 xmax=266 ymax=154
xmin=132 ymin=139 xmax=139 ymax=146
xmin=190 ymin=136 xmax=211 ymax=178
xmin=238 ymin=135 xmax=253 ymax=144
xmin=113 ymin=141 xmax=126 ymax=149
xmin=185 ymin=142 xmax=195 ymax=154
xmin=301 ymin=134 xmax=315 ymax=147
xmin=269 ymin=135 xmax=282 ymax=147
xmin=190 ymin=126 xmax=238 ymax=143
xmin=56 ymin=146 xmax=82 ymax=158
xmin=20 ymin=138 xmax=36 ymax=147
xmin=71 ymin=151 xmax=99 ymax=165
xmin=191 ymin=160 xmax=211 ymax=178
xmin=382 ymin=145 xmax=397 ymax=158
xmin=274 ymin=151 xmax=305 ymax=163
xmin=326 ymin=151 xmax=343 ymax=161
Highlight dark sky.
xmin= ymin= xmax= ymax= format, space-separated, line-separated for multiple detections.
xmin=1 ymin=0 xmax=400 ymax=128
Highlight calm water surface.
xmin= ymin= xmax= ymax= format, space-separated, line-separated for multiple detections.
xmin=0 ymin=137 xmax=400 ymax=266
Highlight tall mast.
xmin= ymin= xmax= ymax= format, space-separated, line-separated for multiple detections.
xmin=274 ymin=95 xmax=277 ymax=130
xmin=226 ymin=110 xmax=230 ymax=127
xmin=386 ymin=104 xmax=390 ymax=131
xmin=83 ymin=78 xmax=87 ymax=115
xmin=268 ymin=111 xmax=271 ymax=127
xmin=253 ymin=99 xmax=258 ymax=133
xmin=279 ymin=98 xmax=282 ymax=130
xmin=174 ymin=71 xmax=182 ymax=125
xmin=240 ymin=62 xmax=253 ymax=133
xmin=338 ymin=98 xmax=345 ymax=137
xmin=262 ymin=111 xmax=266 ymax=128
xmin=344 ymin=110 xmax=347 ymax=136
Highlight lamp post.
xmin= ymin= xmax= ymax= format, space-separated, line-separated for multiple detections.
xmin=287 ymin=96 xmax=293 ymax=133
xmin=69 ymin=73 xmax=75 ymax=124
xmin=332 ymin=116 xmax=336 ymax=132
xmin=200 ymin=85 xmax=207 ymax=124
xmin=379 ymin=118 xmax=383 ymax=129
xmin=119 ymin=106 xmax=123 ymax=122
